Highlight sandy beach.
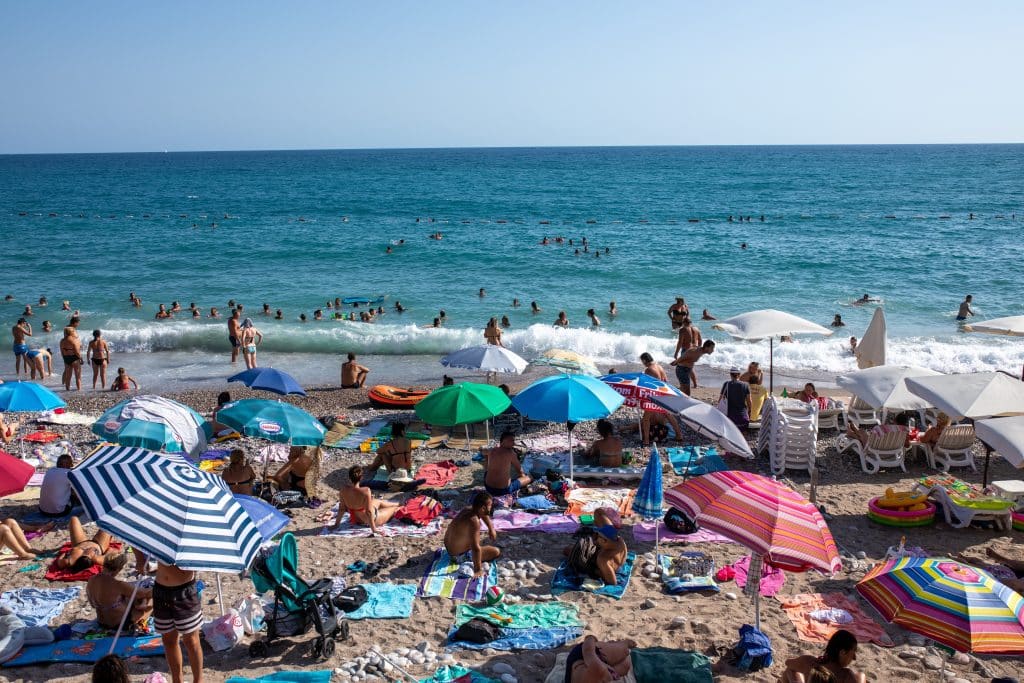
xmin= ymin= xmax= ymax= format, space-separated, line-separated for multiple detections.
xmin=0 ymin=379 xmax=1021 ymax=683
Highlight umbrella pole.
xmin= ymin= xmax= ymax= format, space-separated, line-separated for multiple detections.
xmin=217 ymin=573 xmax=225 ymax=616
xmin=109 ymin=569 xmax=144 ymax=654
xmin=982 ymin=443 xmax=992 ymax=488
xmin=769 ymin=338 xmax=774 ymax=395
xmin=567 ymin=423 xmax=574 ymax=482
xmin=755 ymin=589 xmax=761 ymax=631
xmin=465 ymin=424 xmax=470 ymax=450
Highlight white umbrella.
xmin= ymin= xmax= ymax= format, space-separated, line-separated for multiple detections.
xmin=975 ymin=416 xmax=1024 ymax=469
xmin=441 ymin=345 xmax=528 ymax=375
xmin=712 ymin=309 xmax=833 ymax=393
xmin=649 ymin=393 xmax=754 ymax=458
xmin=855 ymin=308 xmax=887 ymax=369
xmin=836 ymin=365 xmax=941 ymax=412
xmin=963 ymin=316 xmax=1024 ymax=337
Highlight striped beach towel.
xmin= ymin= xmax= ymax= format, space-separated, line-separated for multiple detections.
xmin=417 ymin=548 xmax=497 ymax=601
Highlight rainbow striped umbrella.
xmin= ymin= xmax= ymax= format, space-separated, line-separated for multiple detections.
xmin=857 ymin=557 xmax=1024 ymax=655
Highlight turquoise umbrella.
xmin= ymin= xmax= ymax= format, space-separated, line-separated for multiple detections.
xmin=215 ymin=399 xmax=325 ymax=446
xmin=0 ymin=381 xmax=66 ymax=412
xmin=92 ymin=396 xmax=212 ymax=457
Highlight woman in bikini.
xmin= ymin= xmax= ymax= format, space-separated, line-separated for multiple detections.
xmin=272 ymin=446 xmax=313 ymax=496
xmin=367 ymin=422 xmax=413 ymax=480
xmin=781 ymin=630 xmax=864 ymax=683
xmin=87 ymin=551 xmax=153 ymax=631
xmin=239 ymin=318 xmax=263 ymax=369
xmin=88 ymin=329 xmax=110 ymax=390
xmin=332 ymin=465 xmax=400 ymax=535
xmin=0 ymin=518 xmax=54 ymax=560
xmin=56 ymin=516 xmax=115 ymax=572
xmin=565 ymin=634 xmax=636 ymax=682
xmin=221 ymin=449 xmax=257 ymax=496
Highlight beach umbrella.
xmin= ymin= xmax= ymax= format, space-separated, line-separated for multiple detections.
xmin=0 ymin=381 xmax=66 ymax=412
xmin=92 ymin=395 xmax=212 ymax=458
xmin=649 ymin=393 xmax=753 ymax=458
xmin=441 ymin=345 xmax=529 ymax=375
xmin=906 ymin=372 xmax=1024 ymax=485
xmin=599 ymin=372 xmax=682 ymax=413
xmin=975 ymin=416 xmax=1024 ymax=469
xmin=234 ymin=494 xmax=291 ymax=542
xmin=855 ymin=307 xmax=887 ymax=369
xmin=835 ymin=365 xmax=941 ymax=413
xmin=414 ymin=382 xmax=511 ymax=446
xmin=631 ymin=444 xmax=665 ymax=552
xmin=0 ymin=450 xmax=34 ymax=497
xmin=857 ymin=557 xmax=1024 ymax=655
xmin=512 ymin=374 xmax=625 ymax=480
xmin=228 ymin=367 xmax=307 ymax=396
xmin=665 ymin=471 xmax=841 ymax=628
xmin=530 ymin=349 xmax=600 ymax=376
xmin=963 ymin=316 xmax=1024 ymax=337
xmin=712 ymin=309 xmax=833 ymax=393
xmin=215 ymin=399 xmax=326 ymax=446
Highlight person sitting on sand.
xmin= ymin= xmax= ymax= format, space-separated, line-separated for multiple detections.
xmin=272 ymin=446 xmax=314 ymax=496
xmin=564 ymin=634 xmax=636 ymax=683
xmin=341 ymin=352 xmax=370 ymax=388
xmin=367 ymin=422 xmax=413 ymax=480
xmin=87 ymin=551 xmax=153 ymax=631
xmin=484 ymin=431 xmax=531 ymax=497
xmin=56 ymin=516 xmax=116 ymax=571
xmin=40 ymin=454 xmax=78 ymax=517
xmin=918 ymin=412 xmax=951 ymax=446
xmin=792 ymin=383 xmax=819 ymax=403
xmin=221 ymin=449 xmax=257 ymax=496
xmin=565 ymin=524 xmax=628 ymax=587
xmin=444 ymin=492 xmax=499 ymax=578
xmin=333 ymin=465 xmax=400 ymax=534
xmin=0 ymin=518 xmax=53 ymax=560
xmin=587 ymin=418 xmax=623 ymax=468
xmin=0 ymin=413 xmax=21 ymax=443
xmin=110 ymin=367 xmax=139 ymax=392
xmin=781 ymin=629 xmax=865 ymax=683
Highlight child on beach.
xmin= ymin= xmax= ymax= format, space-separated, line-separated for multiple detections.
xmin=110 ymin=367 xmax=139 ymax=391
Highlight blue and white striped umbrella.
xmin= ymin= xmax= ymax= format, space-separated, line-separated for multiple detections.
xmin=69 ymin=445 xmax=263 ymax=573
xmin=632 ymin=443 xmax=665 ymax=521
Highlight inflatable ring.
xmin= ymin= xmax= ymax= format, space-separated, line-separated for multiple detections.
xmin=868 ymin=497 xmax=936 ymax=527
xmin=875 ymin=487 xmax=928 ymax=511
xmin=1013 ymin=510 xmax=1024 ymax=533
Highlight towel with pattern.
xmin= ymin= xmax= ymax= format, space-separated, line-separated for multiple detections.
xmin=2 ymin=634 xmax=164 ymax=667
xmin=448 ymin=626 xmax=583 ymax=651
xmin=0 ymin=587 xmax=81 ymax=627
xmin=417 ymin=549 xmax=497 ymax=601
xmin=631 ymin=520 xmax=736 ymax=545
xmin=343 ymin=583 xmax=416 ymax=620
xmin=455 ymin=602 xmax=581 ymax=629
xmin=776 ymin=592 xmax=894 ymax=647
xmin=487 ymin=510 xmax=579 ymax=534
xmin=319 ymin=509 xmax=443 ymax=538
xmin=551 ymin=552 xmax=636 ymax=599
xmin=565 ymin=487 xmax=635 ymax=518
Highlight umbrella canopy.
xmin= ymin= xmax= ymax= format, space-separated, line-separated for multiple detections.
xmin=69 ymin=445 xmax=263 ymax=572
xmin=857 ymin=557 xmax=1024 ymax=654
xmin=215 ymin=399 xmax=326 ymax=446
xmin=835 ymin=365 xmax=942 ymax=412
xmin=975 ymin=416 xmax=1024 ymax=469
xmin=649 ymin=393 xmax=753 ymax=458
xmin=512 ymin=374 xmax=625 ymax=424
xmin=600 ymin=372 xmax=682 ymax=413
xmin=665 ymin=471 xmax=841 ymax=574
xmin=414 ymin=383 xmax=511 ymax=427
xmin=228 ymin=367 xmax=306 ymax=396
xmin=855 ymin=307 xmax=887 ymax=369
xmin=0 ymin=381 xmax=66 ymax=412
xmin=905 ymin=373 xmax=1024 ymax=421
xmin=92 ymin=395 xmax=211 ymax=458
xmin=530 ymin=349 xmax=600 ymax=376
xmin=963 ymin=316 xmax=1024 ymax=337
xmin=234 ymin=494 xmax=290 ymax=542
xmin=631 ymin=444 xmax=664 ymax=520
xmin=441 ymin=345 xmax=528 ymax=375
xmin=0 ymin=450 xmax=34 ymax=497
xmin=713 ymin=309 xmax=833 ymax=392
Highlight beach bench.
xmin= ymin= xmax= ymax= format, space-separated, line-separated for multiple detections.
xmin=920 ymin=424 xmax=977 ymax=472
xmin=837 ymin=427 xmax=908 ymax=474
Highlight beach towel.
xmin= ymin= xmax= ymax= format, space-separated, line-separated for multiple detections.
xmin=0 ymin=587 xmax=81 ymax=627
xmin=447 ymin=438 xmax=490 ymax=452
xmin=572 ymin=465 xmax=645 ymax=481
xmin=515 ymin=494 xmax=558 ymax=511
xmin=227 ymin=672 xmax=333 ymax=683
xmin=660 ymin=553 xmax=719 ymax=594
xmin=417 ymin=549 xmax=497 ymax=601
xmin=2 ymin=634 xmax=164 ymax=667
xmin=419 ymin=665 xmax=500 ymax=683
xmin=666 ymin=446 xmax=728 ymax=477
xmin=415 ymin=460 xmax=458 ymax=487
xmin=395 ymin=496 xmax=443 ymax=526
xmin=456 ymin=602 xmax=581 ymax=630
xmin=630 ymin=648 xmax=713 ymax=683
xmin=720 ymin=555 xmax=785 ymax=597
xmin=35 ymin=411 xmax=96 ymax=426
xmin=525 ymin=435 xmax=574 ymax=453
xmin=566 ymin=487 xmax=635 ymax=518
xmin=321 ymin=422 xmax=357 ymax=448
xmin=488 ymin=510 xmax=579 ymax=534
xmin=551 ymin=552 xmax=635 ymax=599
xmin=330 ymin=420 xmax=389 ymax=449
xmin=777 ymin=593 xmax=894 ymax=647
xmin=319 ymin=509 xmax=443 ymax=538
xmin=344 ymin=583 xmax=416 ymax=620
xmin=448 ymin=625 xmax=583 ymax=651
xmin=44 ymin=541 xmax=122 ymax=582
xmin=22 ymin=431 xmax=61 ymax=444
xmin=631 ymin=520 xmax=736 ymax=545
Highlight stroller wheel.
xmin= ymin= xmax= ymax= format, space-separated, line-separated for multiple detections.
xmin=249 ymin=641 xmax=268 ymax=658
xmin=335 ymin=621 xmax=350 ymax=641
xmin=322 ymin=638 xmax=335 ymax=658
xmin=311 ymin=638 xmax=324 ymax=659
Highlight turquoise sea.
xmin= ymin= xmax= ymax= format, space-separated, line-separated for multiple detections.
xmin=1 ymin=145 xmax=1022 ymax=389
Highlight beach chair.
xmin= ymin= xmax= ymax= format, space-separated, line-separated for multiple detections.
xmin=838 ymin=427 xmax=908 ymax=474
xmin=845 ymin=396 xmax=879 ymax=430
xmin=913 ymin=476 xmax=1013 ymax=530
xmin=921 ymin=424 xmax=977 ymax=472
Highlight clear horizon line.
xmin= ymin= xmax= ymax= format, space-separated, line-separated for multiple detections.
xmin=2 ymin=141 xmax=1023 ymax=157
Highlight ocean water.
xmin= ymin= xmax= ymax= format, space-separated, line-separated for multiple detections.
xmin=1 ymin=145 xmax=1023 ymax=390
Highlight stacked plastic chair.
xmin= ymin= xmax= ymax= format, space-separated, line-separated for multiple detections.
xmin=757 ymin=398 xmax=819 ymax=475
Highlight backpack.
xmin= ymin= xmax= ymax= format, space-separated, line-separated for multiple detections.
xmin=332 ymin=586 xmax=369 ymax=613
xmin=451 ymin=617 xmax=500 ymax=644
xmin=664 ymin=507 xmax=699 ymax=535
xmin=567 ymin=534 xmax=599 ymax=578
xmin=729 ymin=624 xmax=773 ymax=672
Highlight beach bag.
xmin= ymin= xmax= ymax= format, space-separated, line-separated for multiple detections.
xmin=729 ymin=624 xmax=773 ymax=672
xmin=451 ymin=617 xmax=500 ymax=644
xmin=233 ymin=594 xmax=265 ymax=635
xmin=272 ymin=490 xmax=305 ymax=509
xmin=332 ymin=586 xmax=369 ymax=613
xmin=664 ymin=506 xmax=699 ymax=534
xmin=568 ymin=534 xmax=599 ymax=578
xmin=202 ymin=609 xmax=244 ymax=652
xmin=263 ymin=603 xmax=307 ymax=636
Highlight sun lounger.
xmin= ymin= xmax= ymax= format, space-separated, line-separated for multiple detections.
xmin=913 ymin=475 xmax=1014 ymax=530
xmin=920 ymin=424 xmax=977 ymax=472
xmin=845 ymin=396 xmax=880 ymax=429
xmin=837 ymin=427 xmax=908 ymax=474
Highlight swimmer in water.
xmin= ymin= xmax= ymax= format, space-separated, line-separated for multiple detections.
xmin=956 ymin=294 xmax=974 ymax=321
xmin=849 ymin=336 xmax=858 ymax=355
xmin=853 ymin=294 xmax=873 ymax=305
xmin=701 ymin=308 xmax=716 ymax=321
xmin=531 ymin=301 xmax=541 ymax=314
xmin=831 ymin=314 xmax=845 ymax=327
xmin=275 ymin=309 xmax=283 ymax=320
xmin=609 ymin=301 xmax=618 ymax=317
xmin=587 ymin=309 xmax=601 ymax=327
xmin=512 ymin=298 xmax=520 ymax=308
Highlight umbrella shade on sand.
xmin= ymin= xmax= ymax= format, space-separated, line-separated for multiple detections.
xmin=712 ymin=309 xmax=832 ymax=393
xmin=0 ymin=450 xmax=34 ymax=497
xmin=857 ymin=557 xmax=1024 ymax=655
xmin=215 ymin=399 xmax=326 ymax=446
xmin=530 ymin=349 xmax=600 ymax=376
xmin=855 ymin=307 xmax=887 ymax=369
xmin=228 ymin=367 xmax=307 ymax=396
xmin=92 ymin=395 xmax=212 ymax=458
xmin=441 ymin=345 xmax=529 ymax=375
xmin=650 ymin=393 xmax=753 ymax=457
xmin=0 ymin=381 xmax=66 ymax=412
xmin=835 ymin=365 xmax=941 ymax=413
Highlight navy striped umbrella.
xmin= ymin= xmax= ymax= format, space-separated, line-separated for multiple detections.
xmin=69 ymin=445 xmax=262 ymax=573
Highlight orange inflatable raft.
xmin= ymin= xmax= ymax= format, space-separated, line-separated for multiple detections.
xmin=367 ymin=385 xmax=430 ymax=408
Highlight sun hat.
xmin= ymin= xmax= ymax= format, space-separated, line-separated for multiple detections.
xmin=729 ymin=367 xmax=741 ymax=374
xmin=389 ymin=468 xmax=414 ymax=484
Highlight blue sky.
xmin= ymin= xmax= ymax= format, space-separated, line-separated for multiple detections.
xmin=2 ymin=1 xmax=1022 ymax=153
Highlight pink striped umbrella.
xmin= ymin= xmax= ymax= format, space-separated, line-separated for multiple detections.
xmin=665 ymin=470 xmax=841 ymax=574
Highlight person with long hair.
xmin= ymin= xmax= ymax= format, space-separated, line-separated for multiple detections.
xmin=781 ymin=630 xmax=864 ymax=683
xmin=332 ymin=465 xmax=400 ymax=535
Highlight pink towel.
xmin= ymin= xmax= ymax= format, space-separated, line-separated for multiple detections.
xmin=729 ymin=555 xmax=786 ymax=597
xmin=415 ymin=460 xmax=458 ymax=487
xmin=631 ymin=520 xmax=736 ymax=545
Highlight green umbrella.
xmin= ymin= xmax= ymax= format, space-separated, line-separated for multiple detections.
xmin=414 ymin=383 xmax=511 ymax=446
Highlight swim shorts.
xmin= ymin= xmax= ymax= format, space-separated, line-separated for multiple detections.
xmin=26 ymin=349 xmax=40 ymax=359
xmin=12 ymin=343 xmax=27 ymax=356
xmin=153 ymin=580 xmax=203 ymax=635
xmin=229 ymin=335 xmax=240 ymax=348
xmin=674 ymin=365 xmax=692 ymax=388
xmin=485 ymin=479 xmax=522 ymax=497
xmin=955 ymin=316 xmax=967 ymax=321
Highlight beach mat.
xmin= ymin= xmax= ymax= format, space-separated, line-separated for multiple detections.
xmin=448 ymin=625 xmax=582 ymax=651
xmin=776 ymin=592 xmax=894 ymax=647
xmin=551 ymin=552 xmax=635 ymax=599
xmin=226 ymin=670 xmax=333 ymax=683
xmin=565 ymin=487 xmax=635 ymax=518
xmin=489 ymin=510 xmax=579 ymax=534
xmin=319 ymin=511 xmax=442 ymax=538
xmin=329 ymin=419 xmax=388 ymax=449
xmin=417 ymin=548 xmax=497 ymax=601
xmin=344 ymin=583 xmax=416 ymax=620
xmin=631 ymin=648 xmax=713 ymax=683
xmin=631 ymin=520 xmax=735 ymax=545
xmin=3 ymin=634 xmax=164 ymax=667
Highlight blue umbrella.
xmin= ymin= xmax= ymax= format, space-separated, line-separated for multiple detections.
xmin=0 ymin=381 xmax=66 ymax=412
xmin=215 ymin=399 xmax=325 ymax=446
xmin=92 ymin=395 xmax=211 ymax=457
xmin=631 ymin=444 xmax=665 ymax=552
xmin=511 ymin=374 xmax=625 ymax=480
xmin=228 ymin=367 xmax=307 ymax=397
xmin=234 ymin=494 xmax=290 ymax=542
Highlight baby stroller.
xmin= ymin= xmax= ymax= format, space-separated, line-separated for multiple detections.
xmin=248 ymin=532 xmax=348 ymax=659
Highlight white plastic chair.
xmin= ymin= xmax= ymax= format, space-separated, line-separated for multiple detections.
xmin=921 ymin=424 xmax=977 ymax=472
xmin=845 ymin=396 xmax=880 ymax=429
xmin=839 ymin=427 xmax=909 ymax=474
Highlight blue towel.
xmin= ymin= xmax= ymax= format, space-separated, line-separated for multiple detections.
xmin=0 ymin=587 xmax=81 ymax=627
xmin=419 ymin=665 xmax=500 ymax=682
xmin=447 ymin=625 xmax=583 ymax=651
xmin=345 ymin=583 xmax=416 ymax=620
xmin=667 ymin=446 xmax=726 ymax=477
xmin=226 ymin=671 xmax=333 ymax=683
xmin=551 ymin=552 xmax=635 ymax=599
xmin=2 ymin=635 xmax=163 ymax=666
xmin=516 ymin=494 xmax=557 ymax=510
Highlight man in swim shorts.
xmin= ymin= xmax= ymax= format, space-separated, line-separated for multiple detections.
xmin=341 ymin=352 xmax=370 ymax=388
xmin=227 ymin=308 xmax=241 ymax=363
xmin=670 ymin=340 xmax=715 ymax=396
xmin=956 ymin=294 xmax=974 ymax=321
xmin=153 ymin=561 xmax=204 ymax=683
xmin=484 ymin=431 xmax=531 ymax=497
xmin=11 ymin=318 xmax=31 ymax=377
